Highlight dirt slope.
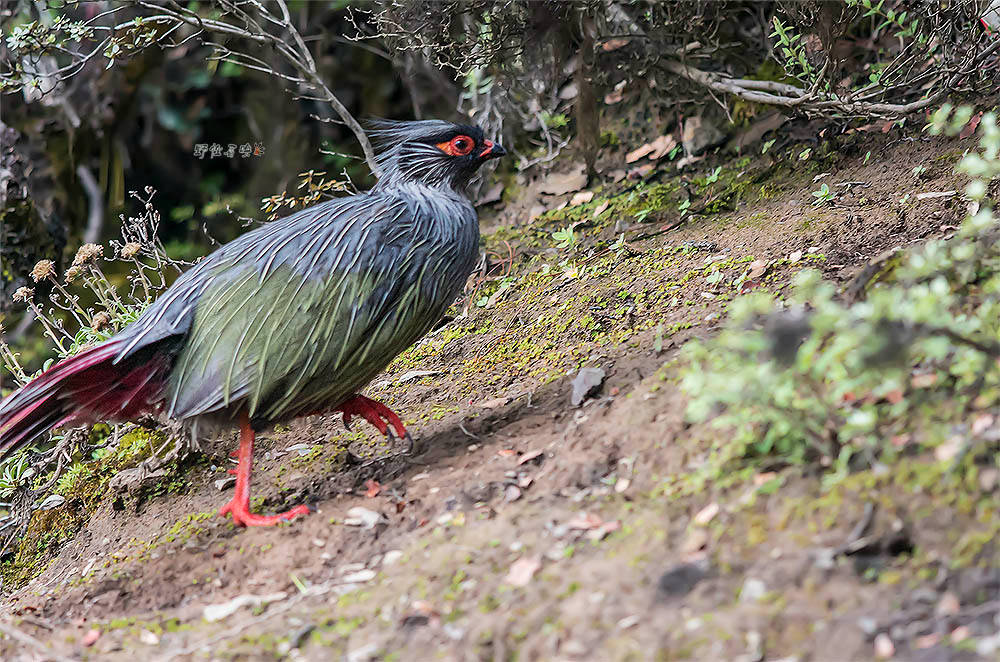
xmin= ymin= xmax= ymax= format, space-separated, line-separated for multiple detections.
xmin=2 ymin=124 xmax=997 ymax=662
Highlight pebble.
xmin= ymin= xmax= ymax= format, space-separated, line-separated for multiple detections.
xmin=382 ymin=550 xmax=403 ymax=566
xmin=346 ymin=642 xmax=379 ymax=662
xmin=344 ymin=506 xmax=384 ymax=528
xmin=874 ymin=632 xmax=894 ymax=659
xmin=82 ymin=629 xmax=101 ymax=646
xmin=739 ymin=578 xmax=767 ymax=603
xmin=341 ymin=569 xmax=376 ymax=583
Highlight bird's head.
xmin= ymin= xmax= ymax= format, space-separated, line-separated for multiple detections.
xmin=369 ymin=119 xmax=506 ymax=194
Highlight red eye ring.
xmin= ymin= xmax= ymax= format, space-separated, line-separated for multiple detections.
xmin=436 ymin=134 xmax=476 ymax=156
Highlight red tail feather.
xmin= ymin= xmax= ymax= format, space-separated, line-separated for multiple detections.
xmin=0 ymin=338 xmax=171 ymax=459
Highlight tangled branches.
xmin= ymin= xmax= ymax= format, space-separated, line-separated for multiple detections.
xmin=2 ymin=0 xmax=379 ymax=172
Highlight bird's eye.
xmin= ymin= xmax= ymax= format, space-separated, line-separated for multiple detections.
xmin=436 ymin=135 xmax=476 ymax=157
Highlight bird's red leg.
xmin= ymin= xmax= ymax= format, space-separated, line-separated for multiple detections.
xmin=218 ymin=413 xmax=310 ymax=527
xmin=336 ymin=394 xmax=410 ymax=444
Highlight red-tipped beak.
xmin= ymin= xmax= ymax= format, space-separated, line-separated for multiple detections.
xmin=479 ymin=139 xmax=507 ymax=159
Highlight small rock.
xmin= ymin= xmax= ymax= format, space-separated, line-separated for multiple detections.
xmin=203 ymin=592 xmax=287 ymax=622
xmin=443 ymin=623 xmax=465 ymax=641
xmin=214 ymin=477 xmax=236 ymax=491
xmin=138 ymin=629 xmax=159 ymax=645
xmin=656 ymin=560 xmax=709 ymax=599
xmin=745 ymin=630 xmax=763 ymax=662
xmin=341 ymin=569 xmax=376 ymax=583
xmin=346 ymin=642 xmax=380 ymax=662
xmin=874 ymin=632 xmax=895 ymax=659
xmin=561 ymin=640 xmax=588 ymax=656
xmin=311 ymin=539 xmax=326 ymax=548
xmin=570 ymin=367 xmax=606 ymax=406
xmin=344 ymin=506 xmax=385 ymax=529
xmin=82 ymin=629 xmax=101 ymax=646
xmin=396 ymin=370 xmax=441 ymax=384
xmin=976 ymin=632 xmax=1000 ymax=656
xmin=682 ymin=115 xmax=725 ymax=156
xmin=617 ymin=615 xmax=639 ymax=630
xmin=382 ymin=550 xmax=403 ymax=566
xmin=739 ymin=578 xmax=767 ymax=603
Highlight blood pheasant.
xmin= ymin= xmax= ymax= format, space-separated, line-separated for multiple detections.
xmin=0 ymin=119 xmax=506 ymax=526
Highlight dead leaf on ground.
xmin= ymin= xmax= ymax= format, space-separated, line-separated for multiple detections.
xmin=788 ymin=250 xmax=803 ymax=263
xmin=364 ymin=479 xmax=381 ymax=498
xmin=911 ymin=373 xmax=937 ymax=388
xmin=567 ymin=512 xmax=604 ymax=530
xmin=592 ymin=200 xmax=610 ymax=218
xmin=884 ymin=389 xmax=904 ymax=404
xmin=587 ymin=520 xmax=621 ymax=541
xmin=626 ymin=135 xmax=677 ymax=163
xmin=82 ymin=629 xmax=101 ymax=646
xmin=604 ymin=80 xmax=626 ymax=104
xmin=539 ymin=165 xmax=588 ymax=196
xmin=601 ymin=38 xmax=630 ymax=52
xmin=608 ymin=169 xmax=626 ymax=183
xmin=959 ymin=111 xmax=983 ymax=139
xmin=497 ymin=449 xmax=516 ymax=457
xmin=517 ymin=449 xmax=544 ymax=466
xmin=506 ymin=556 xmax=542 ymax=586
xmin=476 ymin=397 xmax=509 ymax=409
xmin=570 ymin=191 xmax=594 ymax=206
xmin=747 ymin=259 xmax=769 ymax=279
xmin=693 ymin=502 xmax=720 ymax=526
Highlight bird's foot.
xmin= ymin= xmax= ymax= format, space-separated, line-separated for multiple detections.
xmin=219 ymin=498 xmax=310 ymax=527
xmin=337 ymin=394 xmax=412 ymax=447
xmin=218 ymin=412 xmax=310 ymax=527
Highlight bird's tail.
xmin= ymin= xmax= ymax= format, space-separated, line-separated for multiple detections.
xmin=0 ymin=337 xmax=171 ymax=460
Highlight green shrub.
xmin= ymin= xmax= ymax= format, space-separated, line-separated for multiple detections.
xmin=681 ymin=108 xmax=999 ymax=479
